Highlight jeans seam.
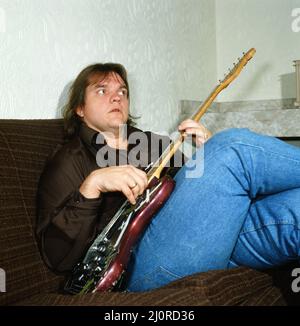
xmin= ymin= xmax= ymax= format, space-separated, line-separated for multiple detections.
xmin=237 ymin=142 xmax=300 ymax=164
xmin=205 ymin=140 xmax=300 ymax=165
xmin=237 ymin=221 xmax=300 ymax=261
xmin=204 ymin=141 xmax=263 ymax=163
xmin=158 ymin=265 xmax=182 ymax=279
xmin=239 ymin=219 xmax=300 ymax=235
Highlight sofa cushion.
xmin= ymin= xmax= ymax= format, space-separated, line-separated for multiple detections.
xmin=0 ymin=120 xmax=66 ymax=305
xmin=14 ymin=267 xmax=285 ymax=306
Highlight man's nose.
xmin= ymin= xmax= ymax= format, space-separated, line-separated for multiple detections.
xmin=111 ymin=91 xmax=121 ymax=102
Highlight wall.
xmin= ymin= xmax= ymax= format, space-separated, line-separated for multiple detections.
xmin=215 ymin=0 xmax=300 ymax=102
xmin=0 ymin=0 xmax=216 ymax=133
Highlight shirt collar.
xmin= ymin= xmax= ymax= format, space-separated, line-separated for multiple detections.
xmin=79 ymin=123 xmax=100 ymax=150
xmin=79 ymin=123 xmax=141 ymax=153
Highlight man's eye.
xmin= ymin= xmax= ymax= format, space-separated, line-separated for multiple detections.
xmin=118 ymin=89 xmax=128 ymax=96
xmin=97 ymin=88 xmax=105 ymax=95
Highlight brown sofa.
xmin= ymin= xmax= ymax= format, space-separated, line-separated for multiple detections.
xmin=0 ymin=119 xmax=298 ymax=306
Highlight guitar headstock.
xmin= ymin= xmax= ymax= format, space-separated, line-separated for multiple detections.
xmin=219 ymin=48 xmax=256 ymax=89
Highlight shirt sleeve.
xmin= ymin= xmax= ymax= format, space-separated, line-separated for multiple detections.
xmin=36 ymin=143 xmax=103 ymax=273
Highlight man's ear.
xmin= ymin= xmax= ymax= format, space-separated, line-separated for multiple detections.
xmin=76 ymin=107 xmax=84 ymax=118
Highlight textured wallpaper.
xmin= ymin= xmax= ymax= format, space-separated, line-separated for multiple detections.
xmin=0 ymin=0 xmax=216 ymax=133
xmin=215 ymin=0 xmax=300 ymax=102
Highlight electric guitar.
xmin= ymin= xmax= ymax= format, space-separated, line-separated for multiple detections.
xmin=64 ymin=48 xmax=256 ymax=294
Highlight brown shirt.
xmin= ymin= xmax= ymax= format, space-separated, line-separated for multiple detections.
xmin=36 ymin=123 xmax=184 ymax=273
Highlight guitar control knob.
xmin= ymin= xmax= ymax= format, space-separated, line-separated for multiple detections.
xmin=93 ymin=255 xmax=103 ymax=262
xmin=97 ymin=245 xmax=106 ymax=252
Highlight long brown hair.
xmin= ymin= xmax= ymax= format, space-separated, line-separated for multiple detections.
xmin=62 ymin=63 xmax=135 ymax=139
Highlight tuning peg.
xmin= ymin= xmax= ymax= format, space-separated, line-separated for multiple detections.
xmin=242 ymin=52 xmax=245 ymax=55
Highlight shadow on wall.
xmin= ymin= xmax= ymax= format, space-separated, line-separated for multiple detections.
xmin=55 ymin=81 xmax=73 ymax=118
xmin=280 ymin=72 xmax=296 ymax=99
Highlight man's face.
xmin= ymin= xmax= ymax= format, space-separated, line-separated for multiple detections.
xmin=77 ymin=72 xmax=129 ymax=134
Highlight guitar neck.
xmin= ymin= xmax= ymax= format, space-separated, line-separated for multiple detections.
xmin=147 ymin=83 xmax=221 ymax=183
xmin=147 ymin=47 xmax=256 ymax=183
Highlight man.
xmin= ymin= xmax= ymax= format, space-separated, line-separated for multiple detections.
xmin=36 ymin=63 xmax=210 ymax=276
xmin=37 ymin=63 xmax=300 ymax=292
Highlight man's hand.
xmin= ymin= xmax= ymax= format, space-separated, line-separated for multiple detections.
xmin=79 ymin=165 xmax=148 ymax=205
xmin=178 ymin=119 xmax=212 ymax=147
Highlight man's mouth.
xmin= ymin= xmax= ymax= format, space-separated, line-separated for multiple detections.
xmin=110 ymin=108 xmax=121 ymax=113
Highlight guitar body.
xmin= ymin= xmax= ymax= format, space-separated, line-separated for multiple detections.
xmin=64 ymin=175 xmax=175 ymax=294
xmin=94 ymin=175 xmax=175 ymax=292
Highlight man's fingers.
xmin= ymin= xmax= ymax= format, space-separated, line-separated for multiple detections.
xmin=178 ymin=119 xmax=199 ymax=130
xmin=183 ymin=127 xmax=201 ymax=134
xmin=127 ymin=166 xmax=148 ymax=190
xmin=129 ymin=166 xmax=148 ymax=184
xmin=125 ymin=171 xmax=147 ymax=194
xmin=122 ymin=185 xmax=136 ymax=205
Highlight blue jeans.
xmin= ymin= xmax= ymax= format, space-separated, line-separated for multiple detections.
xmin=126 ymin=128 xmax=300 ymax=292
